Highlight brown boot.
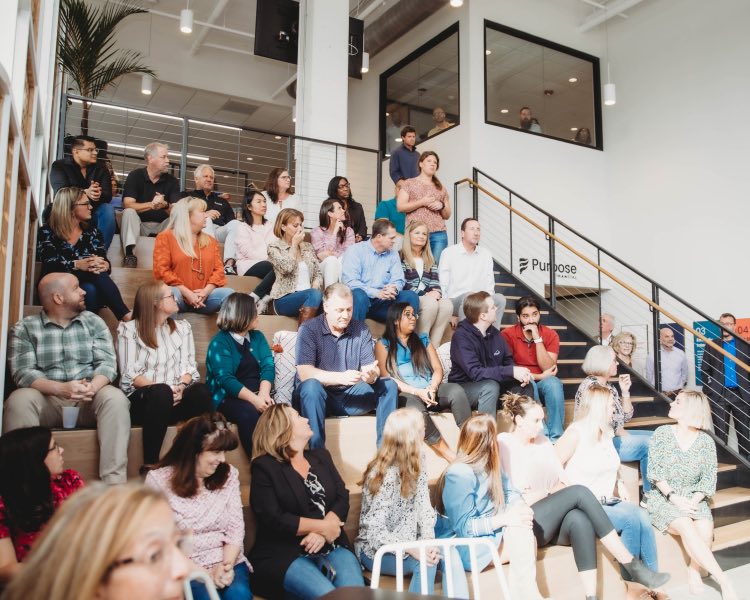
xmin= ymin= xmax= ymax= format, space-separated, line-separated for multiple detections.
xmin=298 ymin=306 xmax=318 ymax=325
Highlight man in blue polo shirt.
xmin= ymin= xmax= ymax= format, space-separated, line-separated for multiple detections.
xmin=341 ymin=218 xmax=419 ymax=322
xmin=388 ymin=126 xmax=420 ymax=184
xmin=294 ymin=283 xmax=398 ymax=449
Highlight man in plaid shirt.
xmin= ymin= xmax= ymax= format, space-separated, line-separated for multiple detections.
xmin=3 ymin=273 xmax=130 ymax=484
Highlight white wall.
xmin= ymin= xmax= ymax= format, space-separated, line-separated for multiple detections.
xmin=349 ymin=0 xmax=750 ymax=319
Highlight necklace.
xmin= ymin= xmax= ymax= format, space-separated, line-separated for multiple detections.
xmin=190 ymin=244 xmax=204 ymax=281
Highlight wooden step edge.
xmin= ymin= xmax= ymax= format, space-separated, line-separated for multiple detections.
xmin=563 ymin=396 xmax=653 ymax=406
xmin=712 ymin=520 xmax=750 ymax=551
xmin=500 ymin=324 xmax=567 ymax=330
xmin=560 ymin=341 xmax=588 ymax=346
xmin=624 ymin=416 xmax=675 ymax=428
xmin=709 ymin=486 xmax=750 ymax=510
xmin=557 ymin=359 xmax=584 ymax=364
xmin=639 ymin=462 xmax=736 ymax=486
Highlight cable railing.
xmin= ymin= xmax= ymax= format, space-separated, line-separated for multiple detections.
xmin=58 ymin=94 xmax=383 ymax=229
xmin=454 ymin=168 xmax=750 ymax=464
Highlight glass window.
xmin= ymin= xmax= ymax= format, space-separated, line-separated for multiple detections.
xmin=484 ymin=21 xmax=601 ymax=149
xmin=380 ymin=23 xmax=459 ymax=157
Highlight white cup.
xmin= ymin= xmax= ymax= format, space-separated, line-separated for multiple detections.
xmin=62 ymin=406 xmax=80 ymax=429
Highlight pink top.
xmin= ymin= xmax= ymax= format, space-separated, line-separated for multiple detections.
xmin=310 ymin=226 xmax=355 ymax=259
xmin=146 ymin=465 xmax=248 ymax=570
xmin=400 ymin=177 xmax=449 ymax=233
xmin=235 ymin=221 xmax=277 ymax=276
xmin=498 ymin=432 xmax=564 ymax=496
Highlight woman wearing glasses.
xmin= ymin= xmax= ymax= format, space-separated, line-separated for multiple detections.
xmin=37 ymin=186 xmax=132 ymax=321
xmin=327 ymin=176 xmax=368 ymax=242
xmin=263 ymin=168 xmax=301 ymax=225
xmin=153 ymin=197 xmax=235 ymax=315
xmin=117 ymin=280 xmax=213 ymax=473
xmin=1 ymin=483 xmax=194 ymax=600
xmin=146 ymin=414 xmax=252 ymax=600
xmin=234 ymin=188 xmax=277 ymax=314
xmin=0 ymin=427 xmax=84 ymax=584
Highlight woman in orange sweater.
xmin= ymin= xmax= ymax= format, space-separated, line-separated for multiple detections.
xmin=153 ymin=197 xmax=235 ymax=314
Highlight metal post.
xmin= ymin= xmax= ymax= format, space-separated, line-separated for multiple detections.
xmin=597 ymin=248 xmax=603 ymax=339
xmin=471 ymin=167 xmax=479 ymax=219
xmin=651 ymin=283 xmax=662 ymax=393
xmin=548 ymin=218 xmax=556 ymax=308
xmin=376 ymin=151 xmax=382 ymax=206
xmin=179 ymin=118 xmax=189 ymax=191
xmin=453 ymin=180 xmax=459 ymax=243
xmin=286 ymin=136 xmax=292 ymax=172
xmin=57 ymin=93 xmax=68 ymax=159
xmin=509 ymin=192 xmax=514 ymax=274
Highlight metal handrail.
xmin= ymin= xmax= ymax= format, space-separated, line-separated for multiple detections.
xmin=455 ymin=175 xmax=750 ymax=374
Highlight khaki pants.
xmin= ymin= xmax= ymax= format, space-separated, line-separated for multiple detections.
xmin=120 ymin=208 xmax=169 ymax=252
xmin=3 ymin=386 xmax=130 ymax=484
xmin=417 ymin=294 xmax=453 ymax=346
xmin=503 ymin=525 xmax=545 ymax=600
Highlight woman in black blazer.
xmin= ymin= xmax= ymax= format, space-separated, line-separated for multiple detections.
xmin=249 ymin=404 xmax=365 ymax=599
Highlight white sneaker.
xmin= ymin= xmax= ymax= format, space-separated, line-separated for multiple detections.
xmin=255 ymin=295 xmax=271 ymax=315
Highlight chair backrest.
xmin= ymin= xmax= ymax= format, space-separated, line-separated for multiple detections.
xmin=369 ymin=537 xmax=512 ymax=599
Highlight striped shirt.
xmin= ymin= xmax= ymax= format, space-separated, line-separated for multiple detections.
xmin=117 ymin=319 xmax=200 ymax=395
xmin=10 ymin=311 xmax=117 ymax=388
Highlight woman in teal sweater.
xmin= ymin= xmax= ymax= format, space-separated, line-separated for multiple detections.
xmin=206 ymin=292 xmax=275 ymax=456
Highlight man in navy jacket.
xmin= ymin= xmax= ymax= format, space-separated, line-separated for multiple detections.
xmin=448 ymin=291 xmax=535 ymax=414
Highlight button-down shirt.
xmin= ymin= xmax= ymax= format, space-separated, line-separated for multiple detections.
xmin=389 ymin=144 xmax=420 ymax=184
xmin=36 ymin=224 xmax=109 ymax=276
xmin=646 ymin=345 xmax=688 ymax=392
xmin=724 ymin=338 xmax=738 ymax=388
xmin=438 ymin=243 xmax=496 ymax=299
xmin=341 ymin=240 xmax=405 ymax=298
xmin=296 ymin=315 xmax=375 ymax=389
xmin=10 ymin=311 xmax=117 ymax=388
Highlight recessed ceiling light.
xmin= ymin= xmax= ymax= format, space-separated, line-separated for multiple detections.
xmin=570 ymin=127 xmax=578 ymax=131
xmin=385 ymin=112 xmax=390 ymax=117
xmin=500 ymin=109 xmax=509 ymax=114
xmin=569 ymin=77 xmax=578 ymax=83
xmin=485 ymin=50 xmax=492 ymax=55
xmin=223 ymin=175 xmax=229 ymax=178
xmin=274 ymin=135 xmax=282 ymax=140
xmin=395 ymin=137 xmax=402 ymax=142
xmin=450 ymin=0 xmax=463 ymax=6
xmin=246 ymin=157 xmax=253 ymax=161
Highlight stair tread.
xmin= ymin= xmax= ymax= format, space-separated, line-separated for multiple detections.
xmin=624 ymin=416 xmax=674 ymax=427
xmin=710 ymin=486 xmax=750 ymax=509
xmin=712 ymin=520 xmax=750 ymax=551
xmin=563 ymin=396 xmax=654 ymax=405
xmin=560 ymin=341 xmax=588 ymax=346
xmin=501 ymin=324 xmax=566 ymax=330
xmin=557 ymin=359 xmax=584 ymax=364
xmin=640 ymin=462 xmax=736 ymax=486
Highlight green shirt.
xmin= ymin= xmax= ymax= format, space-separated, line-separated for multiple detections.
xmin=10 ymin=310 xmax=117 ymax=388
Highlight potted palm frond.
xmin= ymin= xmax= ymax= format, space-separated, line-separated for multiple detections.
xmin=57 ymin=0 xmax=157 ymax=134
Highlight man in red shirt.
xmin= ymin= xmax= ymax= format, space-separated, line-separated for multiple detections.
xmin=502 ymin=295 xmax=565 ymax=441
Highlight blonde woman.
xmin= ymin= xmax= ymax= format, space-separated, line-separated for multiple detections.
xmin=612 ymin=331 xmax=638 ymax=369
xmin=37 ymin=186 xmax=131 ymax=320
xmin=356 ymin=408 xmax=468 ymax=597
xmin=153 ymin=197 xmax=235 ymax=314
xmin=646 ymin=391 xmax=737 ymax=600
xmin=556 ymin=384 xmax=664 ymax=600
xmin=574 ymin=345 xmax=653 ymax=496
xmin=400 ymin=220 xmax=452 ymax=346
xmin=267 ymin=208 xmax=323 ymax=323
xmin=499 ymin=393 xmax=670 ymax=600
xmin=435 ymin=414 xmax=543 ymax=599
xmin=1 ymin=483 xmax=193 ymax=600
xmin=249 ymin=404 xmax=364 ymax=599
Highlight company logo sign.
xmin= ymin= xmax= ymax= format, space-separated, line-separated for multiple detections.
xmin=518 ymin=257 xmax=578 ymax=279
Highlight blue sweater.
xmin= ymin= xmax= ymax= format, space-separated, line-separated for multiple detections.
xmin=206 ymin=330 xmax=275 ymax=408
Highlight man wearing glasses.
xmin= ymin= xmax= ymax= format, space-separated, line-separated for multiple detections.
xmin=50 ymin=135 xmax=115 ymax=248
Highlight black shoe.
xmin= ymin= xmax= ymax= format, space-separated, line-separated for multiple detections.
xmin=123 ymin=254 xmax=138 ymax=268
xmin=621 ymin=558 xmax=670 ymax=588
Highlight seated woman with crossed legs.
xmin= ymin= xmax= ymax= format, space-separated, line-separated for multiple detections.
xmin=499 ymin=393 xmax=669 ymax=600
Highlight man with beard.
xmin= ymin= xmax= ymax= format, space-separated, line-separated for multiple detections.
xmin=646 ymin=326 xmax=688 ymax=398
xmin=502 ymin=295 xmax=565 ymax=441
xmin=120 ymin=142 xmax=181 ymax=267
xmin=427 ymin=106 xmax=455 ymax=137
xmin=4 ymin=273 xmax=130 ymax=484
xmin=701 ymin=313 xmax=750 ymax=456
xmin=519 ymin=106 xmax=543 ymax=133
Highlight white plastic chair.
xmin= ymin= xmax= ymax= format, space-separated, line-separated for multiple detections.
xmin=369 ymin=537 xmax=512 ymax=599
xmin=183 ymin=570 xmax=221 ymax=600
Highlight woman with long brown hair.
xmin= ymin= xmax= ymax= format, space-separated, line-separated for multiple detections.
xmin=146 ymin=414 xmax=251 ymax=600
xmin=435 ymin=414 xmax=543 ymax=599
xmin=396 ymin=151 xmax=451 ymax=262
xmin=117 ymin=280 xmax=212 ymax=472
xmin=263 ymin=167 xmax=301 ymax=225
xmin=310 ymin=198 xmax=355 ymax=288
xmin=356 ymin=408 xmax=468 ymax=597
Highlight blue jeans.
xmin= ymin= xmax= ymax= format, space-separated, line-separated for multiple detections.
xmin=614 ymin=430 xmax=653 ymax=492
xmin=283 ymin=547 xmax=364 ymax=600
xmin=189 ymin=562 xmax=252 ymax=600
xmin=351 ymin=288 xmax=419 ymax=322
xmin=274 ymin=289 xmax=323 ymax=317
xmin=603 ymin=502 xmax=658 ymax=571
xmin=534 ymin=376 xmax=564 ymax=442
xmin=92 ymin=202 xmax=116 ymax=249
xmin=76 ymin=271 xmax=130 ymax=320
xmin=429 ymin=231 xmax=448 ymax=264
xmin=359 ymin=548 xmax=468 ymax=598
xmin=294 ymin=378 xmax=398 ymax=449
xmin=219 ymin=396 xmax=262 ymax=458
xmin=172 ymin=286 xmax=234 ymax=315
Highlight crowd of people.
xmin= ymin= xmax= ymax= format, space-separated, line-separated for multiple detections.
xmin=0 ymin=133 xmax=741 ymax=599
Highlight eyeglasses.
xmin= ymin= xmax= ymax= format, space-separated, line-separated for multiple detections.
xmin=105 ymin=529 xmax=193 ymax=579
xmin=337 ymin=182 xmax=351 ymax=189
xmin=76 ymin=147 xmax=98 ymax=153
xmin=402 ymin=312 xmax=417 ymax=320
xmin=75 ymin=201 xmax=93 ymax=207
xmin=161 ymin=293 xmax=175 ymax=301
xmin=47 ymin=441 xmax=61 ymax=454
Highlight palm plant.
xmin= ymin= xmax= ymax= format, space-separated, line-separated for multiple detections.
xmin=58 ymin=0 xmax=156 ymax=134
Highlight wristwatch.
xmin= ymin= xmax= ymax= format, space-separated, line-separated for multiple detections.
xmin=533 ymin=337 xmax=543 ymax=344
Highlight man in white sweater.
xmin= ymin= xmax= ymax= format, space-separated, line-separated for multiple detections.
xmin=438 ymin=217 xmax=506 ymax=328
